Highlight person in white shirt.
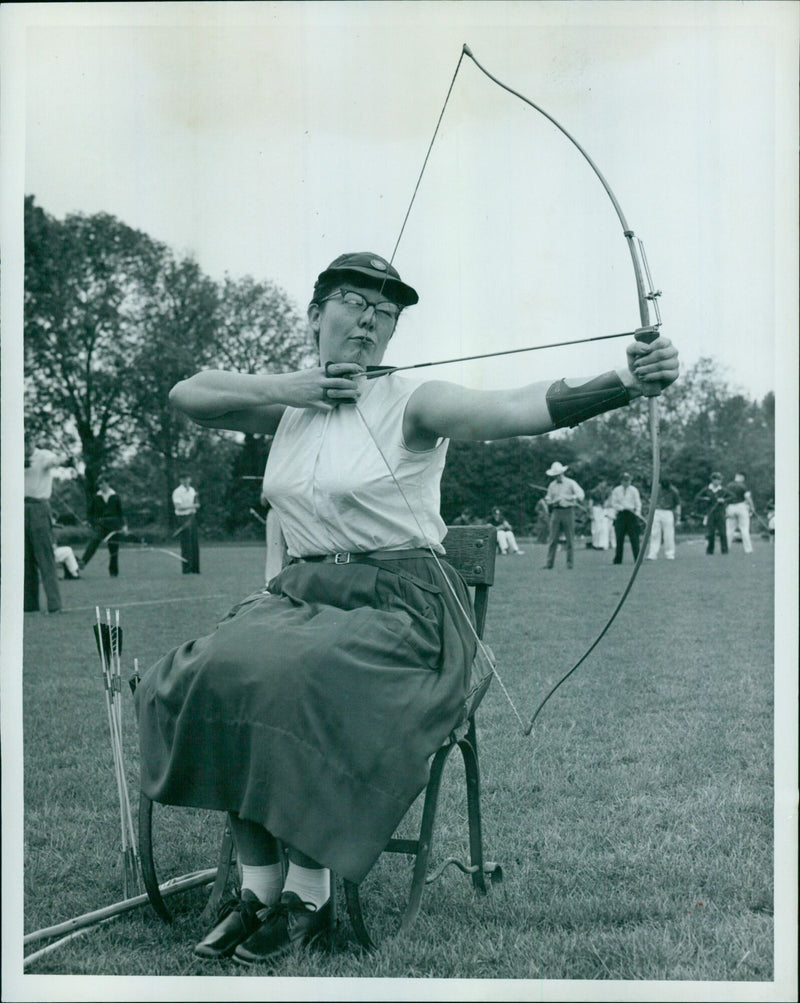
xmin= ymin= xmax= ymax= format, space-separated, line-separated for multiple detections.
xmin=543 ymin=462 xmax=585 ymax=569
xmin=172 ymin=473 xmax=201 ymax=573
xmin=587 ymin=479 xmax=612 ymax=550
xmin=24 ymin=442 xmax=67 ymax=613
xmin=610 ymin=471 xmax=642 ymax=564
xmin=724 ymin=472 xmax=754 ymax=554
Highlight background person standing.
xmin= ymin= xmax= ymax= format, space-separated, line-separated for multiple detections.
xmin=610 ymin=471 xmax=642 ymax=564
xmin=765 ymin=499 xmax=775 ymax=538
xmin=543 ymin=461 xmax=585 ymax=569
xmin=694 ymin=472 xmax=730 ymax=555
xmin=587 ymin=479 xmax=612 ymax=550
xmin=81 ymin=476 xmax=126 ymax=576
xmin=603 ymin=485 xmax=617 ymax=551
xmin=24 ymin=441 xmax=66 ymax=613
xmin=646 ymin=478 xmax=682 ymax=560
xmin=172 ymin=473 xmax=201 ymax=573
xmin=725 ymin=472 xmax=754 ymax=554
xmin=533 ymin=495 xmax=550 ymax=543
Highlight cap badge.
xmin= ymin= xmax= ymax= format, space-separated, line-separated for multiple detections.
xmin=370 ymin=258 xmax=388 ymax=271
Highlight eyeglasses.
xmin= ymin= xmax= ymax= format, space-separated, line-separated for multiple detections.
xmin=321 ymin=289 xmax=400 ymax=324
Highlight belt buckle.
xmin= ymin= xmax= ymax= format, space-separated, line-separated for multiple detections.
xmin=333 ymin=552 xmax=351 ymax=565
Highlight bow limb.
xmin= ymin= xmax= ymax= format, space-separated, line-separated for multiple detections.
xmin=455 ymin=45 xmax=662 ymax=733
xmin=375 ymin=44 xmax=664 ymax=733
xmin=524 ymin=409 xmax=659 ymax=733
xmin=521 ymin=251 xmax=660 ymax=732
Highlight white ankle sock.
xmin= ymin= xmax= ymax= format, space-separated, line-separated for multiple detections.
xmin=283 ymin=862 xmax=330 ymax=909
xmin=240 ymin=862 xmax=283 ymax=905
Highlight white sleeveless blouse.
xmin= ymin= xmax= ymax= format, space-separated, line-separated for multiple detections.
xmin=262 ymin=374 xmax=448 ymax=558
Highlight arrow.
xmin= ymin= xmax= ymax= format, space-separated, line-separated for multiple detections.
xmin=364 ymin=326 xmax=658 ymax=380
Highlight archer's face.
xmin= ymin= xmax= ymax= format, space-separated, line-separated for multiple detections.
xmin=309 ymin=283 xmax=397 ymax=369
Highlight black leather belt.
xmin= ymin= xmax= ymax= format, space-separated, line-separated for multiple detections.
xmin=298 ymin=548 xmax=433 ymax=565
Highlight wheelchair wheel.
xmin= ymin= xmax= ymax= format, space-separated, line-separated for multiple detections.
xmin=138 ymin=793 xmax=238 ymax=924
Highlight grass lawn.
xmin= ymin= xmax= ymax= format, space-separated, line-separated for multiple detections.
xmin=12 ymin=533 xmax=783 ymax=994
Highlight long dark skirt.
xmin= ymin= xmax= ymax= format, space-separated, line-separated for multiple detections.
xmin=135 ymin=556 xmax=476 ymax=883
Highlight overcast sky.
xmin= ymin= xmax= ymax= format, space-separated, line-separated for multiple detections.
xmin=4 ymin=1 xmax=798 ymax=399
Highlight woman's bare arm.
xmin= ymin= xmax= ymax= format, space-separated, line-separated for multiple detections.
xmin=404 ymin=336 xmax=679 ymax=450
xmin=169 ymin=364 xmax=365 ymax=434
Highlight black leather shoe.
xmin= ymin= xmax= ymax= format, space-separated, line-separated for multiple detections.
xmin=233 ymin=891 xmax=331 ymax=965
xmin=193 ymin=890 xmax=266 ymax=959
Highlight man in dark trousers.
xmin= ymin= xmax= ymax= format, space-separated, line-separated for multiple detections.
xmin=81 ymin=475 xmax=126 ymax=576
xmin=172 ymin=473 xmax=201 ymax=573
xmin=543 ymin=461 xmax=585 ymax=569
xmin=24 ymin=440 xmax=67 ymax=613
xmin=694 ymin=472 xmax=730 ymax=555
xmin=609 ymin=471 xmax=642 ymax=564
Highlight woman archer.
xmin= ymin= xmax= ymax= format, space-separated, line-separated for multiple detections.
xmin=135 ymin=251 xmax=680 ymax=965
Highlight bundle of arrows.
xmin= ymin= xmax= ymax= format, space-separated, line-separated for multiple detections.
xmin=92 ymin=607 xmax=139 ymax=899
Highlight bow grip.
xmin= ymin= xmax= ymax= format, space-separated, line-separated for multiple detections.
xmin=633 ymin=325 xmax=661 ymax=397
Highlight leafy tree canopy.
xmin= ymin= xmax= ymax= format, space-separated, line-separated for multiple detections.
xmin=24 ymin=198 xmax=774 ymax=538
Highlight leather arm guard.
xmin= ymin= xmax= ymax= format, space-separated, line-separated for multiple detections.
xmin=546 ymin=371 xmax=632 ymax=429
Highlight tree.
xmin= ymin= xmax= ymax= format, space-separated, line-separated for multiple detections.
xmin=125 ymin=255 xmax=220 ymax=527
xmin=665 ymin=360 xmax=774 ymax=512
xmin=214 ymin=275 xmax=314 ymax=375
xmin=24 ymin=197 xmax=166 ymax=501
xmin=211 ymin=275 xmax=315 ymax=532
xmin=225 ymin=433 xmax=271 ymax=536
xmin=441 ymin=357 xmax=774 ymax=533
xmin=24 ymin=198 xmax=318 ymax=533
xmin=440 ymin=435 xmax=580 ymax=532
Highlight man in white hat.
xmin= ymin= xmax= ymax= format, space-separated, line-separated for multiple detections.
xmin=543 ymin=461 xmax=585 ymax=569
